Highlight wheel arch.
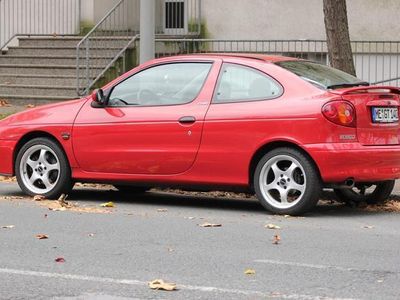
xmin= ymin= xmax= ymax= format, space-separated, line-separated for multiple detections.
xmin=13 ymin=131 xmax=69 ymax=174
xmin=248 ymin=140 xmax=322 ymax=189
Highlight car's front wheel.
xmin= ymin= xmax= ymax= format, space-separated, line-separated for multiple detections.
xmin=254 ymin=147 xmax=321 ymax=215
xmin=15 ymin=137 xmax=72 ymax=199
xmin=334 ymin=181 xmax=395 ymax=205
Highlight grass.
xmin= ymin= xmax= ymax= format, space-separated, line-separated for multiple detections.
xmin=0 ymin=112 xmax=13 ymax=119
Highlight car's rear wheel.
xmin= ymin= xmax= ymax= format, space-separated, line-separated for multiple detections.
xmin=334 ymin=180 xmax=395 ymax=204
xmin=114 ymin=185 xmax=150 ymax=194
xmin=254 ymin=147 xmax=321 ymax=215
xmin=15 ymin=137 xmax=72 ymax=199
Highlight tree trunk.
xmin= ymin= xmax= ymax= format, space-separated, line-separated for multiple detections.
xmin=323 ymin=0 xmax=356 ymax=76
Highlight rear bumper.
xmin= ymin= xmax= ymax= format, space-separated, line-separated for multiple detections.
xmin=305 ymin=143 xmax=400 ymax=182
xmin=0 ymin=139 xmax=17 ymax=176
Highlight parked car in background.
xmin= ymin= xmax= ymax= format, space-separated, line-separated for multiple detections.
xmin=0 ymin=54 xmax=399 ymax=215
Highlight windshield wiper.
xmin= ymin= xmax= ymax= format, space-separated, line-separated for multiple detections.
xmin=327 ymin=82 xmax=370 ymax=89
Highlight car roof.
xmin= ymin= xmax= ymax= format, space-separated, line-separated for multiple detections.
xmin=181 ymin=53 xmax=300 ymax=63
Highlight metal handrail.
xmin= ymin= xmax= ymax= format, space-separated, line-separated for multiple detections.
xmin=76 ymin=0 xmax=202 ymax=96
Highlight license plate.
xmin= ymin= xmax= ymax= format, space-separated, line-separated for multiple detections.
xmin=372 ymin=107 xmax=399 ymax=123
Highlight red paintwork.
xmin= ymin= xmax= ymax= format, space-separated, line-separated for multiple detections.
xmin=1 ymin=54 xmax=400 ymax=188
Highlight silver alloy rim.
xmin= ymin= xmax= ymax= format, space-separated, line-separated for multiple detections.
xmin=19 ymin=145 xmax=60 ymax=194
xmin=259 ymin=155 xmax=306 ymax=209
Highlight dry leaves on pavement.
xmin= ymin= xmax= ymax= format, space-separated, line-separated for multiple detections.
xmin=244 ymin=269 xmax=256 ymax=275
xmin=363 ymin=225 xmax=375 ymax=229
xmin=157 ymin=208 xmax=168 ymax=212
xmin=272 ymin=234 xmax=281 ymax=245
xmin=100 ymin=201 xmax=115 ymax=208
xmin=25 ymin=104 xmax=35 ymax=108
xmin=54 ymin=257 xmax=65 ymax=263
xmin=35 ymin=234 xmax=48 ymax=239
xmin=198 ymin=222 xmax=222 ymax=228
xmin=0 ymin=176 xmax=17 ymax=182
xmin=265 ymin=223 xmax=281 ymax=229
xmin=148 ymin=279 xmax=177 ymax=291
xmin=33 ymin=195 xmax=46 ymax=201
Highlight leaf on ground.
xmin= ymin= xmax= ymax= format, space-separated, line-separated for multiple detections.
xmin=0 ymin=99 xmax=11 ymax=107
xmin=1 ymin=225 xmax=15 ymax=229
xmin=265 ymin=223 xmax=281 ymax=229
xmin=88 ymin=233 xmax=95 ymax=237
xmin=54 ymin=257 xmax=65 ymax=263
xmin=184 ymin=216 xmax=195 ymax=220
xmin=33 ymin=195 xmax=46 ymax=201
xmin=148 ymin=279 xmax=177 ymax=291
xmin=363 ymin=225 xmax=374 ymax=229
xmin=25 ymin=104 xmax=35 ymax=108
xmin=272 ymin=234 xmax=281 ymax=245
xmin=198 ymin=222 xmax=222 ymax=228
xmin=157 ymin=208 xmax=168 ymax=212
xmin=244 ymin=269 xmax=256 ymax=275
xmin=100 ymin=201 xmax=115 ymax=207
xmin=49 ymin=207 xmax=67 ymax=212
xmin=35 ymin=234 xmax=48 ymax=239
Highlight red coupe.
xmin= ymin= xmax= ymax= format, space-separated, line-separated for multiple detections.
xmin=0 ymin=54 xmax=399 ymax=214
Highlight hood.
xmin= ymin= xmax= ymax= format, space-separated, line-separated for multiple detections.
xmin=3 ymin=98 xmax=89 ymax=126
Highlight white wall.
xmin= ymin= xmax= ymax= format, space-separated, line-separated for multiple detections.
xmin=201 ymin=0 xmax=400 ymax=41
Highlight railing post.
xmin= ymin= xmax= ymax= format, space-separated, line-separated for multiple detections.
xmin=140 ymin=0 xmax=155 ymax=63
xmin=85 ymin=39 xmax=90 ymax=95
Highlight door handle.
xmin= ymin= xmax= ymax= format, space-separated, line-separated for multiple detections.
xmin=179 ymin=116 xmax=196 ymax=124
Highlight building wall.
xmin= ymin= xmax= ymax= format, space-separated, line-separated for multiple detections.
xmin=201 ymin=0 xmax=400 ymax=41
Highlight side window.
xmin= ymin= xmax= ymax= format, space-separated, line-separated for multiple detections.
xmin=108 ymin=62 xmax=212 ymax=106
xmin=213 ymin=64 xmax=282 ymax=103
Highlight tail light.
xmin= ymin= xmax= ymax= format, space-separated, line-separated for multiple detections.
xmin=322 ymin=100 xmax=356 ymax=127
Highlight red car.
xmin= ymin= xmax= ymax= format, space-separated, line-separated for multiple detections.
xmin=0 ymin=54 xmax=399 ymax=215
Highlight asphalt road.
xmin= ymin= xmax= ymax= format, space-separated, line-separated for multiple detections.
xmin=1 ymin=182 xmax=400 ymax=300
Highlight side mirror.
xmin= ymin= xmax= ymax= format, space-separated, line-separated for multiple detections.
xmin=91 ymin=89 xmax=105 ymax=106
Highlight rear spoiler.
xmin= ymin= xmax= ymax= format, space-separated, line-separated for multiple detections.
xmin=329 ymin=86 xmax=400 ymax=95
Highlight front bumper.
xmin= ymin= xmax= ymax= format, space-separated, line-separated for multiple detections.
xmin=0 ymin=139 xmax=17 ymax=176
xmin=305 ymin=142 xmax=400 ymax=183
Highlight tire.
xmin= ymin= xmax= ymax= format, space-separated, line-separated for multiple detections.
xmin=334 ymin=180 xmax=395 ymax=205
xmin=254 ymin=147 xmax=321 ymax=215
xmin=15 ymin=137 xmax=72 ymax=199
xmin=114 ymin=185 xmax=149 ymax=194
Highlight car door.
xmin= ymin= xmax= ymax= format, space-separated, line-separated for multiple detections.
xmin=73 ymin=59 xmax=222 ymax=175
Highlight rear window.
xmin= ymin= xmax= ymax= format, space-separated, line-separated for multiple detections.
xmin=276 ymin=60 xmax=366 ymax=89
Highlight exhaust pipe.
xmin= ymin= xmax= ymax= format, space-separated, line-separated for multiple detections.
xmin=344 ymin=178 xmax=355 ymax=188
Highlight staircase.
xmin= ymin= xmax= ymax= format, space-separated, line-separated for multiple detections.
xmin=0 ymin=36 xmax=132 ymax=105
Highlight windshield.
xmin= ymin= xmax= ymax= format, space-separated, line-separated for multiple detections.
xmin=276 ymin=60 xmax=368 ymax=89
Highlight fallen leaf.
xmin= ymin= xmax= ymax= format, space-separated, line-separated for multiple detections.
xmin=55 ymin=257 xmax=65 ymax=263
xmin=184 ymin=216 xmax=195 ymax=220
xmin=33 ymin=195 xmax=45 ymax=201
xmin=167 ymin=247 xmax=174 ymax=252
xmin=198 ymin=222 xmax=222 ymax=227
xmin=0 ymin=99 xmax=11 ymax=107
xmin=88 ymin=233 xmax=95 ymax=237
xmin=272 ymin=234 xmax=281 ymax=245
xmin=35 ymin=234 xmax=48 ymax=240
xmin=1 ymin=225 xmax=15 ymax=229
xmin=100 ymin=202 xmax=115 ymax=207
xmin=148 ymin=279 xmax=177 ymax=291
xmin=49 ymin=207 xmax=67 ymax=211
xmin=363 ymin=225 xmax=374 ymax=229
xmin=157 ymin=208 xmax=168 ymax=212
xmin=25 ymin=104 xmax=35 ymax=108
xmin=44 ymin=214 xmax=48 ymax=218
xmin=244 ymin=269 xmax=256 ymax=275
xmin=265 ymin=223 xmax=281 ymax=229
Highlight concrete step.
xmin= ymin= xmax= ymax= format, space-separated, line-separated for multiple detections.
xmin=6 ymin=46 xmax=123 ymax=56
xmin=0 ymin=55 xmax=114 ymax=65
xmin=0 ymin=84 xmax=77 ymax=97
xmin=0 ymin=74 xmax=81 ymax=86
xmin=0 ymin=64 xmax=104 ymax=76
xmin=0 ymin=94 xmax=79 ymax=106
xmin=18 ymin=37 xmax=132 ymax=48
